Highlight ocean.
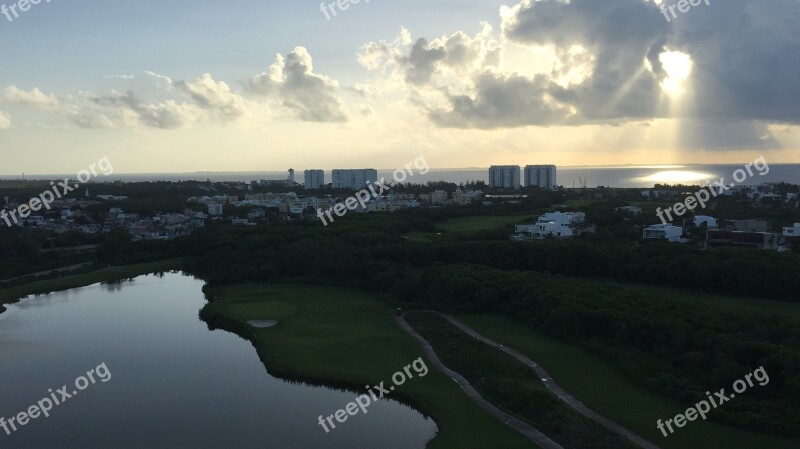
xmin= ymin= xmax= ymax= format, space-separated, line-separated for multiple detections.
xmin=7 ymin=164 xmax=800 ymax=189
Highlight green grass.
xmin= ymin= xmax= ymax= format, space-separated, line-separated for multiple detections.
xmin=406 ymin=311 xmax=638 ymax=449
xmin=457 ymin=314 xmax=799 ymax=449
xmin=0 ymin=258 xmax=185 ymax=306
xmin=403 ymin=232 xmax=445 ymax=243
xmin=562 ymin=198 xmax=599 ymax=208
xmin=201 ymin=283 xmax=536 ymax=449
xmin=438 ymin=215 xmax=535 ymax=233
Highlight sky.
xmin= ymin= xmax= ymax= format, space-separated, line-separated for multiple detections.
xmin=0 ymin=0 xmax=799 ymax=175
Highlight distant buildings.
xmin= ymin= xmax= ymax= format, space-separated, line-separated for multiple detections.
xmin=524 ymin=165 xmax=557 ymax=189
xmin=489 ymin=165 xmax=558 ymax=189
xmin=643 ymin=224 xmax=683 ymax=242
xmin=97 ymin=195 xmax=129 ymax=201
xmin=260 ymin=169 xmax=297 ymax=187
xmin=453 ymin=189 xmax=483 ymax=205
xmin=616 ymin=206 xmax=642 ymax=216
xmin=720 ymin=219 xmax=769 ymax=233
xmin=208 ymin=204 xmax=224 ymax=216
xmin=706 ymin=230 xmax=779 ymax=250
xmin=419 ymin=190 xmax=449 ymax=205
xmin=304 ymin=170 xmax=325 ymax=190
xmin=489 ymin=166 xmax=521 ymax=189
xmin=332 ymin=169 xmax=378 ymax=190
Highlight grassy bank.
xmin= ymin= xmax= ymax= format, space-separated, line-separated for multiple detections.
xmin=437 ymin=214 xmax=534 ymax=234
xmin=0 ymin=258 xmax=186 ymax=307
xmin=200 ymin=283 xmax=536 ymax=449
xmin=405 ymin=311 xmax=639 ymax=449
xmin=457 ymin=314 xmax=799 ymax=449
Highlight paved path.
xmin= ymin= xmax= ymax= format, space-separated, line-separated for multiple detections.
xmin=395 ymin=314 xmax=564 ymax=449
xmin=441 ymin=314 xmax=661 ymax=449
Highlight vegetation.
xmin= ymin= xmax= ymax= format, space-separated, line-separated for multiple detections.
xmin=457 ymin=314 xmax=798 ymax=449
xmin=0 ymin=258 xmax=184 ymax=311
xmin=199 ymin=283 xmax=536 ymax=449
xmin=405 ymin=311 xmax=639 ymax=449
xmin=396 ymin=264 xmax=800 ymax=439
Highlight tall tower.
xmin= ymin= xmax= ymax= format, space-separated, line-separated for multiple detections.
xmin=287 ymin=169 xmax=295 ymax=186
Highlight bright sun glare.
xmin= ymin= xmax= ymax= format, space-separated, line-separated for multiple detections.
xmin=659 ymin=51 xmax=694 ymax=97
xmin=640 ymin=170 xmax=714 ymax=184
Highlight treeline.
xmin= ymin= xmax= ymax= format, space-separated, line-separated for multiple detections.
xmin=398 ymin=264 xmax=800 ymax=437
xmin=0 ymin=228 xmax=97 ymax=279
xmin=374 ymin=240 xmax=800 ymax=303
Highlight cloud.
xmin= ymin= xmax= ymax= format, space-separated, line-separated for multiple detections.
xmin=87 ymin=90 xmax=201 ymax=129
xmin=357 ymin=0 xmax=800 ymax=154
xmin=429 ymin=72 xmax=577 ymax=128
xmin=0 ymin=111 xmax=10 ymax=129
xmin=247 ymin=46 xmax=349 ymax=123
xmin=359 ymin=25 xmax=502 ymax=86
xmin=2 ymin=86 xmax=59 ymax=110
xmin=175 ymin=73 xmax=246 ymax=122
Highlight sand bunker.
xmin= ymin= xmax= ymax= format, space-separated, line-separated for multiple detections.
xmin=248 ymin=319 xmax=278 ymax=328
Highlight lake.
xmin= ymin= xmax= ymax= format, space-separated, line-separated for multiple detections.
xmin=0 ymin=272 xmax=437 ymax=449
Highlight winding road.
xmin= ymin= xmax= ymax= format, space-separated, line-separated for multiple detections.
xmin=397 ymin=312 xmax=662 ymax=449
xmin=395 ymin=314 xmax=564 ymax=449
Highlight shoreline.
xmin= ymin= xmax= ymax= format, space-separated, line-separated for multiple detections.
xmin=0 ymin=258 xmax=186 ymax=314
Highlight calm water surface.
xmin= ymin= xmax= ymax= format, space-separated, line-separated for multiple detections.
xmin=0 ymin=272 xmax=437 ymax=449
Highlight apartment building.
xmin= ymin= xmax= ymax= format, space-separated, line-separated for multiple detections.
xmin=524 ymin=165 xmax=557 ymax=189
xmin=304 ymin=170 xmax=325 ymax=190
xmin=489 ymin=166 xmax=521 ymax=189
xmin=331 ymin=169 xmax=378 ymax=190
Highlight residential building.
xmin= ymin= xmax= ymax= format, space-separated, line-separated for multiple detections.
xmin=643 ymin=224 xmax=683 ymax=241
xmin=707 ymin=230 xmax=779 ymax=250
xmin=452 ymin=189 xmax=483 ymax=205
xmin=783 ymin=223 xmax=800 ymax=249
xmin=720 ymin=219 xmax=769 ymax=232
xmin=694 ymin=215 xmax=718 ymax=229
xmin=208 ymin=204 xmax=224 ymax=216
xmin=332 ymin=169 xmax=378 ymax=190
xmin=512 ymin=211 xmax=585 ymax=240
xmin=524 ymin=165 xmax=557 ymax=189
xmin=304 ymin=170 xmax=325 ymax=190
xmin=616 ymin=206 xmax=642 ymax=216
xmin=783 ymin=223 xmax=800 ymax=237
xmin=489 ymin=166 xmax=521 ymax=189
xmin=418 ymin=191 xmax=449 ymax=205
xmin=538 ymin=211 xmax=585 ymax=226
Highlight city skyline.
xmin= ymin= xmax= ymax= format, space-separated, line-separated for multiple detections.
xmin=1 ymin=0 xmax=799 ymax=174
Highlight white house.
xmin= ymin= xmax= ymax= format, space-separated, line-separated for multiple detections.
xmin=783 ymin=223 xmax=800 ymax=237
xmin=694 ymin=215 xmax=718 ymax=229
xmin=208 ymin=204 xmax=224 ymax=216
xmin=513 ymin=211 xmax=585 ymax=240
xmin=643 ymin=224 xmax=683 ymax=241
xmin=538 ymin=211 xmax=585 ymax=226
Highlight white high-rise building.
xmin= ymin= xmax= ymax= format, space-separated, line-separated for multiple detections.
xmin=332 ymin=169 xmax=378 ymax=190
xmin=304 ymin=170 xmax=325 ymax=190
xmin=524 ymin=165 xmax=557 ymax=189
xmin=488 ymin=166 xmax=521 ymax=189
